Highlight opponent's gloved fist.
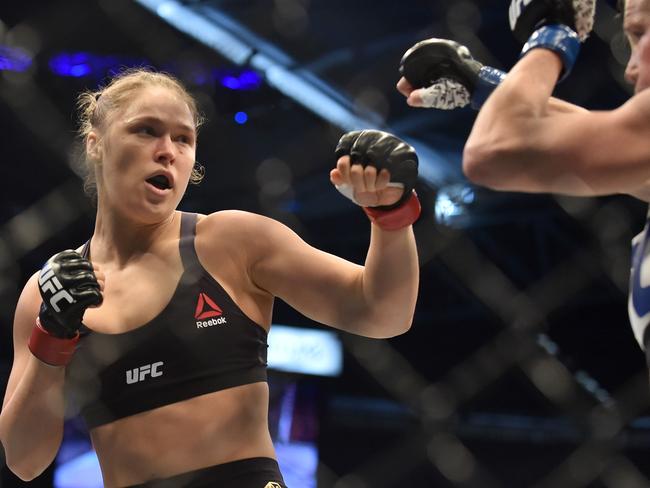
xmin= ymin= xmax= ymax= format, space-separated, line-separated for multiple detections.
xmin=333 ymin=130 xmax=418 ymax=210
xmin=509 ymin=0 xmax=596 ymax=43
xmin=37 ymin=250 xmax=103 ymax=339
xmin=510 ymin=0 xmax=595 ymax=81
xmin=398 ymin=38 xmax=506 ymax=110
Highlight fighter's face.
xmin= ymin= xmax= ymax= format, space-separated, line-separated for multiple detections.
xmin=90 ymin=85 xmax=197 ymax=224
xmin=623 ymin=0 xmax=650 ymax=93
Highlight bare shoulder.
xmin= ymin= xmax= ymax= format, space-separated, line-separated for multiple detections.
xmin=196 ymin=210 xmax=294 ymax=243
xmin=615 ymin=89 xmax=650 ymax=120
xmin=195 ymin=210 xmax=300 ymax=267
xmin=13 ymin=272 xmax=41 ymax=348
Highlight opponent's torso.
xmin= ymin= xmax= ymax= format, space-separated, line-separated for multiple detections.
xmin=629 ymin=206 xmax=650 ymax=348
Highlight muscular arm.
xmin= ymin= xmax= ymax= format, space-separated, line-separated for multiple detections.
xmin=257 ymin=217 xmax=418 ymax=338
xmin=463 ymin=49 xmax=650 ymax=198
xmin=207 ymin=211 xmax=418 ymax=338
xmin=0 ymin=274 xmax=66 ymax=480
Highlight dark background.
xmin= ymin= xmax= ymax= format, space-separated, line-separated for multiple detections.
xmin=1 ymin=0 xmax=649 ymax=486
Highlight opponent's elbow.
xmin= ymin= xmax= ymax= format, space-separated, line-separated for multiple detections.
xmin=463 ymin=143 xmax=504 ymax=189
xmin=463 ymin=137 xmax=528 ymax=191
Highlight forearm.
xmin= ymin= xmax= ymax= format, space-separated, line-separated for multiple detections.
xmin=467 ymin=50 xmax=562 ymax=153
xmin=463 ymin=50 xmax=589 ymax=191
xmin=0 ymin=356 xmax=66 ymax=480
xmin=359 ymin=224 xmax=419 ymax=338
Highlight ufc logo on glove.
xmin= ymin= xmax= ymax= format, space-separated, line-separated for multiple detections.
xmin=38 ymin=264 xmax=75 ymax=313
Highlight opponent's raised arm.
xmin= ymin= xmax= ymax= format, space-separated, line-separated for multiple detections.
xmin=251 ymin=130 xmax=420 ymax=338
xmin=458 ymin=0 xmax=650 ymax=197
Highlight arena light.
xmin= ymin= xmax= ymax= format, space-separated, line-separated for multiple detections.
xmin=234 ymin=111 xmax=248 ymax=124
xmin=267 ymin=324 xmax=343 ymax=377
xmin=0 ymin=45 xmax=32 ymax=72
xmin=49 ymin=52 xmax=95 ymax=77
xmin=219 ymin=69 xmax=263 ymax=90
xmin=435 ymin=184 xmax=475 ymax=225
xmin=48 ymin=52 xmax=148 ymax=78
xmin=47 ymin=50 xmax=262 ymax=94
xmin=142 ymin=0 xmax=253 ymax=65
xmin=134 ymin=0 xmax=455 ymax=185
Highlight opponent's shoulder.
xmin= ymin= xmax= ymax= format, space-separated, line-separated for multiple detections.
xmin=615 ymin=89 xmax=650 ymax=121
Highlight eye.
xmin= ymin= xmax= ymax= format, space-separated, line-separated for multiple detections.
xmin=625 ymin=25 xmax=645 ymax=46
xmin=174 ymin=134 xmax=195 ymax=146
xmin=136 ymin=125 xmax=157 ymax=136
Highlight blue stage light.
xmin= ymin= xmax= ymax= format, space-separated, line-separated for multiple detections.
xmin=435 ymin=184 xmax=475 ymax=225
xmin=237 ymin=69 xmax=263 ymax=89
xmin=49 ymin=52 xmax=148 ymax=79
xmin=234 ymin=111 xmax=248 ymax=124
xmin=0 ymin=45 xmax=32 ymax=72
xmin=221 ymin=75 xmax=241 ymax=89
xmin=218 ymin=69 xmax=262 ymax=90
xmin=49 ymin=52 xmax=94 ymax=77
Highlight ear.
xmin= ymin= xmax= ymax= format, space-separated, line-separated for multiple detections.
xmin=86 ymin=131 xmax=102 ymax=162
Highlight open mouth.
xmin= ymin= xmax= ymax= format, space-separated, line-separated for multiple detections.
xmin=146 ymin=174 xmax=172 ymax=190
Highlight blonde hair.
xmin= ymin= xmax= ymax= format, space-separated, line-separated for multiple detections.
xmin=76 ymin=68 xmax=205 ymax=197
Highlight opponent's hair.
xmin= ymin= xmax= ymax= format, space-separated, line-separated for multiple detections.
xmin=76 ymin=67 xmax=205 ymax=198
xmin=618 ymin=0 xmax=625 ymax=13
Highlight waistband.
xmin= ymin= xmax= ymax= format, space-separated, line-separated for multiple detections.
xmin=126 ymin=457 xmax=286 ymax=488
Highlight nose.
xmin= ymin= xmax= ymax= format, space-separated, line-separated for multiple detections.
xmin=154 ymin=135 xmax=175 ymax=165
xmin=625 ymin=55 xmax=639 ymax=86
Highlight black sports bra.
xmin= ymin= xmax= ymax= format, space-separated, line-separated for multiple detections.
xmin=65 ymin=212 xmax=268 ymax=429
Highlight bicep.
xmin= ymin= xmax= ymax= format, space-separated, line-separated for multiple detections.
xmin=3 ymin=274 xmax=40 ymax=409
xmin=534 ymin=98 xmax=650 ymax=195
xmin=468 ymin=95 xmax=650 ymax=196
xmin=251 ymin=219 xmax=363 ymax=327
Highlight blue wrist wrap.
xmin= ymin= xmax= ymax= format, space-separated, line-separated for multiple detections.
xmin=471 ymin=66 xmax=507 ymax=110
xmin=520 ymin=24 xmax=580 ymax=82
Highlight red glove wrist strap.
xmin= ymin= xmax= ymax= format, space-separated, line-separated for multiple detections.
xmin=28 ymin=319 xmax=80 ymax=367
xmin=363 ymin=191 xmax=421 ymax=231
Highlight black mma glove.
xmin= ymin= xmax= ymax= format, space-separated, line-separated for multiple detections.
xmin=334 ymin=130 xmax=421 ymax=230
xmin=335 ymin=130 xmax=418 ymax=210
xmin=399 ymin=38 xmax=506 ymax=110
xmin=509 ymin=0 xmax=596 ymax=43
xmin=37 ymin=250 xmax=102 ymax=339
xmin=509 ymin=0 xmax=596 ymax=81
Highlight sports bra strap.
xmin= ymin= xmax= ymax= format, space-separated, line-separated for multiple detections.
xmin=179 ymin=212 xmax=203 ymax=283
xmin=79 ymin=212 xmax=200 ymax=275
xmin=80 ymin=240 xmax=91 ymax=259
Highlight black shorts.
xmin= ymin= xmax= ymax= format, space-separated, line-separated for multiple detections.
xmin=127 ymin=457 xmax=286 ymax=488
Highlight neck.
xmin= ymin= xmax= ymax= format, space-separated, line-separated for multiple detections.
xmin=91 ymin=208 xmax=179 ymax=267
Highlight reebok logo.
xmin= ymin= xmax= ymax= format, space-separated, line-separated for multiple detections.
xmin=195 ymin=292 xmax=228 ymax=328
xmin=126 ymin=361 xmax=164 ymax=384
